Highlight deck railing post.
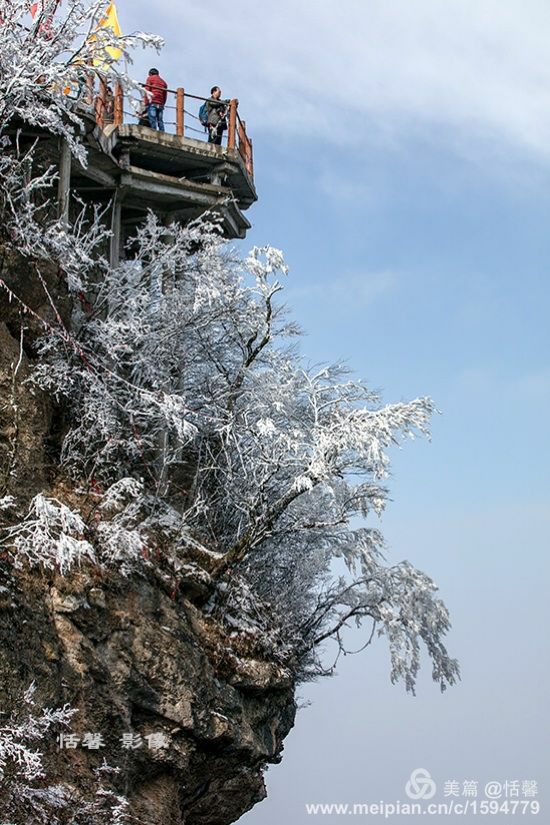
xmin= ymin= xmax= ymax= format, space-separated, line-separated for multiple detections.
xmin=237 ymin=119 xmax=253 ymax=178
xmin=96 ymin=77 xmax=107 ymax=129
xmin=228 ymin=98 xmax=238 ymax=149
xmin=114 ymin=82 xmax=124 ymax=127
xmin=249 ymin=138 xmax=254 ymax=179
xmin=176 ymin=87 xmax=185 ymax=137
xmin=237 ymin=119 xmax=245 ymax=159
xmin=85 ymin=72 xmax=94 ymax=106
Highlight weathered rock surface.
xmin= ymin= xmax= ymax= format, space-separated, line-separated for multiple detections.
xmin=0 ymin=564 xmax=296 ymax=824
xmin=0 ymin=250 xmax=69 ymax=499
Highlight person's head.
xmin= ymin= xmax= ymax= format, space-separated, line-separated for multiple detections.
xmin=211 ymin=86 xmax=221 ymax=99
xmin=149 ymin=68 xmax=159 ymax=76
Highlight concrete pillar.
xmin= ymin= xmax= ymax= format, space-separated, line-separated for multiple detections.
xmin=57 ymin=137 xmax=71 ymax=225
xmin=110 ymin=190 xmax=122 ymax=268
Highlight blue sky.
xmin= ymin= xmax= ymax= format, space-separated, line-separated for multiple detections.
xmin=123 ymin=2 xmax=549 ymax=821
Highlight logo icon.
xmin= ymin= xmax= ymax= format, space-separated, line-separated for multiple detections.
xmin=405 ymin=768 xmax=437 ymax=800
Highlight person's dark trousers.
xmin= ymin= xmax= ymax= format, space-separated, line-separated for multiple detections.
xmin=148 ymin=104 xmax=165 ymax=131
xmin=208 ymin=124 xmax=224 ymax=145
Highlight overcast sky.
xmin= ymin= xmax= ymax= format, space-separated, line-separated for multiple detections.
xmin=123 ymin=3 xmax=549 ymax=822
xmin=128 ymin=0 xmax=550 ymax=159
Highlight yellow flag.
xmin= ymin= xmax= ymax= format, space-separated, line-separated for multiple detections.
xmin=92 ymin=2 xmax=123 ymax=68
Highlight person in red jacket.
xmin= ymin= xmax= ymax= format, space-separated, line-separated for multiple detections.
xmin=144 ymin=68 xmax=168 ymax=131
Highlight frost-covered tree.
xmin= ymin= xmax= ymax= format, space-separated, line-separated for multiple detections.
xmin=0 ymin=0 xmax=160 ymax=153
xmin=0 ymin=0 xmax=459 ymax=706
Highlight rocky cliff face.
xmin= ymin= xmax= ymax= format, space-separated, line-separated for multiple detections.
xmin=0 ymin=261 xmax=296 ymax=824
xmin=0 ymin=564 xmax=296 ymax=824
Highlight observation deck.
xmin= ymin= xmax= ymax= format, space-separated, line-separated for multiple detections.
xmin=53 ymin=79 xmax=257 ymax=263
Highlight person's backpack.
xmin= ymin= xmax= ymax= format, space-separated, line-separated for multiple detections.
xmin=198 ymin=102 xmax=208 ymax=128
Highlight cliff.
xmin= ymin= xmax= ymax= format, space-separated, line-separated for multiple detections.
xmin=0 ymin=261 xmax=296 ymax=824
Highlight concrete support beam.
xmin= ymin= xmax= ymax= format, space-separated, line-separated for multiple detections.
xmin=77 ymin=164 xmax=118 ymax=188
xmin=120 ymin=167 xmax=225 ymax=205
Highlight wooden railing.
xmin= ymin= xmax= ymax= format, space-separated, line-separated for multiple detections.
xmin=91 ymin=79 xmax=254 ymax=180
